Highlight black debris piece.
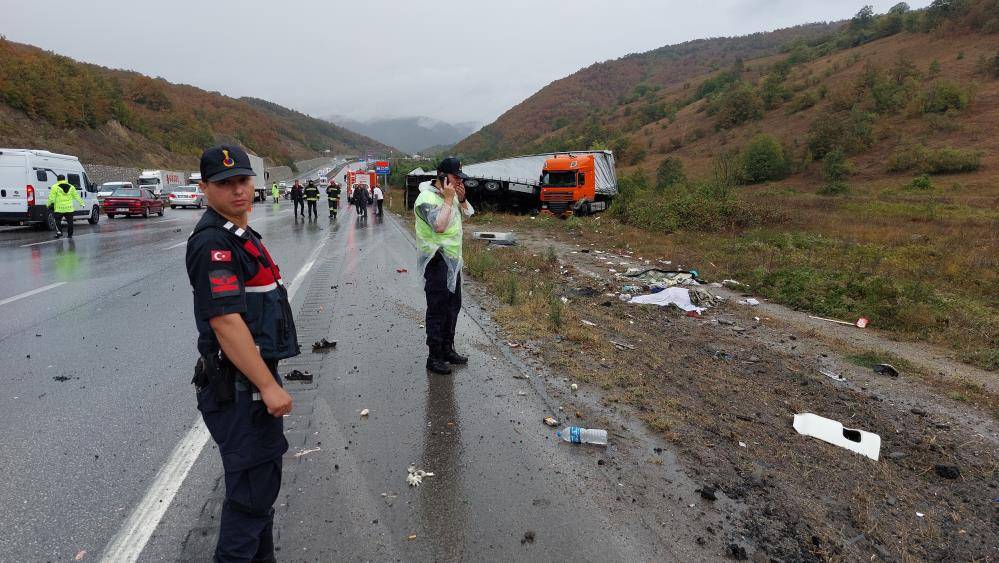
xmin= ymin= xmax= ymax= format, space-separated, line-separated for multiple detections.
xmin=312 ymin=338 xmax=337 ymax=352
xmin=521 ymin=530 xmax=536 ymax=545
xmin=284 ymin=369 xmax=313 ymax=382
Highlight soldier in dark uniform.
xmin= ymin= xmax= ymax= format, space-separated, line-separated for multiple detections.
xmin=186 ymin=144 xmax=299 ymax=563
xmin=326 ymin=181 xmax=341 ymax=219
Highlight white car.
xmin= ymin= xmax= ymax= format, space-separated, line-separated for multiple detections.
xmin=168 ymin=185 xmax=205 ymax=209
xmin=98 ymin=181 xmax=134 ymax=200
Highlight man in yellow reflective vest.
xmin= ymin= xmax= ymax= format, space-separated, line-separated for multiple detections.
xmin=413 ymin=158 xmax=475 ymax=374
xmin=47 ymin=175 xmax=84 ymax=239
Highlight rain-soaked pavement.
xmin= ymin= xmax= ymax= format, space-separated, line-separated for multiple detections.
xmin=0 ymin=164 xmax=681 ymax=561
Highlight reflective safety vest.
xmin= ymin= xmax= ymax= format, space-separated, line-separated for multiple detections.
xmin=47 ymin=181 xmax=84 ymax=214
xmin=414 ymin=185 xmax=464 ymax=292
xmin=271 ymin=184 xmax=280 ymax=197
xmin=303 ymin=186 xmax=320 ymax=201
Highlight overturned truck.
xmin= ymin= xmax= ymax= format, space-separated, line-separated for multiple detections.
xmin=405 ymin=150 xmax=617 ymax=216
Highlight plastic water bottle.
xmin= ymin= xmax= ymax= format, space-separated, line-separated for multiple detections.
xmin=557 ymin=426 xmax=608 ymax=445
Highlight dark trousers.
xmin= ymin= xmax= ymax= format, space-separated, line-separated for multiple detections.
xmin=424 ymin=252 xmax=461 ymax=354
xmin=306 ymin=200 xmax=317 ymax=218
xmin=376 ymin=200 xmax=383 ymax=215
xmin=55 ymin=212 xmax=74 ymax=237
xmin=328 ymin=199 xmax=338 ymax=217
xmin=293 ymin=199 xmax=304 ymax=216
xmin=197 ymin=379 xmax=286 ymax=563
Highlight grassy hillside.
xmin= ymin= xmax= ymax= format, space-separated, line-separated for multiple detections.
xmin=0 ymin=39 xmax=393 ymax=169
xmin=452 ymin=1 xmax=999 ymax=370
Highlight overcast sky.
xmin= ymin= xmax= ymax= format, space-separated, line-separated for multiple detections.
xmin=3 ymin=0 xmax=929 ymax=126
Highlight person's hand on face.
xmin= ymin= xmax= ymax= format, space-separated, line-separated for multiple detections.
xmin=452 ymin=174 xmax=466 ymax=201
xmin=442 ymin=176 xmax=457 ymax=202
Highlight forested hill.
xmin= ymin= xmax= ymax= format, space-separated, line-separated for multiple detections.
xmin=0 ymin=39 xmax=393 ymax=169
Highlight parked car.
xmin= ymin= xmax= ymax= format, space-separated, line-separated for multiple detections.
xmin=97 ymin=181 xmax=134 ymax=200
xmin=102 ymin=187 xmax=165 ymax=219
xmin=0 ymin=148 xmax=101 ymax=230
xmin=168 ymin=185 xmax=205 ymax=209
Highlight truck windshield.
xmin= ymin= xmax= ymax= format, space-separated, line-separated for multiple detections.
xmin=138 ymin=178 xmax=159 ymax=186
xmin=541 ymin=171 xmax=577 ymax=187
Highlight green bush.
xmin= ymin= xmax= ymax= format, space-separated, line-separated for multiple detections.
xmin=887 ymin=145 xmax=982 ymax=174
xmin=709 ymin=82 xmax=765 ymax=130
xmin=921 ymin=80 xmax=971 ymax=113
xmin=907 ymin=175 xmax=934 ymax=190
xmin=613 ymin=181 xmax=777 ymax=234
xmin=786 ymin=90 xmax=819 ymax=114
xmin=807 ymin=109 xmax=875 ymax=158
xmin=741 ymin=134 xmax=788 ymax=183
xmin=655 ymin=157 xmax=686 ymax=190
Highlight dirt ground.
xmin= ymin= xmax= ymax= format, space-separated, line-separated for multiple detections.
xmin=459 ymin=223 xmax=998 ymax=562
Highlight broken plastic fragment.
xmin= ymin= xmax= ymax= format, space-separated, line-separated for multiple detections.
xmin=360 ymin=409 xmax=370 ymax=417
xmin=793 ymin=413 xmax=881 ymax=461
xmin=873 ymin=363 xmax=899 ymax=377
xmin=543 ymin=416 xmax=558 ymax=427
xmin=570 ymin=383 xmax=579 ymax=392
xmin=406 ymin=465 xmax=435 ymax=487
xmin=293 ymin=447 xmax=321 ymax=458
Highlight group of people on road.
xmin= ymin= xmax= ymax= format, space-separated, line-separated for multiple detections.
xmin=284 ymin=179 xmax=344 ymax=220
xmin=348 ymin=184 xmax=384 ymax=218
xmin=186 ymin=145 xmax=473 ymax=562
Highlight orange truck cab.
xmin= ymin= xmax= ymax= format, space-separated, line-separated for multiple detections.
xmin=539 ymin=154 xmax=609 ymax=217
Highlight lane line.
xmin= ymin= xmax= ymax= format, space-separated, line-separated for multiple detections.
xmin=164 ymin=241 xmax=187 ymax=250
xmin=0 ymin=282 xmax=67 ymax=307
xmin=20 ymin=235 xmax=95 ymax=247
xmin=99 ymin=228 xmax=331 ymax=563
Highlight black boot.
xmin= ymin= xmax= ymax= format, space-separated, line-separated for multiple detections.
xmin=443 ymin=345 xmax=468 ymax=365
xmin=426 ymin=345 xmax=452 ymax=375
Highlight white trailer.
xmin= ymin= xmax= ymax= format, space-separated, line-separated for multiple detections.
xmin=138 ymin=170 xmax=185 ymax=199
xmin=247 ymin=154 xmax=269 ymax=201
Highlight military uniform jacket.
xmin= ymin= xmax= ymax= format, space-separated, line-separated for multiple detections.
xmin=186 ymin=208 xmax=300 ymax=361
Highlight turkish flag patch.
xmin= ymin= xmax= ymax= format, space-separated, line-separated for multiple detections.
xmin=210 ymin=250 xmax=232 ymax=262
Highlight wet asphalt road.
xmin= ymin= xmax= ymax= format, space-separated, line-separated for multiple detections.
xmin=0 ymin=165 xmax=673 ymax=561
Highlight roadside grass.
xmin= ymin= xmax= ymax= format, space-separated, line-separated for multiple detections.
xmin=467 ymin=181 xmax=998 ymax=372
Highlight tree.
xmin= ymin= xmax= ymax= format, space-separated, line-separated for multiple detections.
xmin=655 ymin=157 xmax=686 ymax=190
xmin=741 ymin=134 xmax=788 ymax=184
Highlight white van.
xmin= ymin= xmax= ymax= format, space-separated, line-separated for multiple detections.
xmin=0 ymin=149 xmax=101 ymax=229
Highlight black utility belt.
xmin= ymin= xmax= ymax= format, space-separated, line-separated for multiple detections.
xmin=193 ymin=354 xmax=277 ymax=403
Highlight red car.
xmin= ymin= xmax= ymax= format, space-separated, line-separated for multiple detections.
xmin=102 ymin=187 xmax=165 ymax=219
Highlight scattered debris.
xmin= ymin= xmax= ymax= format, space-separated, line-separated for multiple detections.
xmin=629 ymin=287 xmax=708 ymax=312
xmin=396 ymin=268 xmax=408 ymax=273
xmin=312 ymin=338 xmax=337 ymax=352
xmin=406 ymin=465 xmax=435 ymax=487
xmin=507 ymin=341 xmax=520 ymax=348
xmin=739 ymin=298 xmax=760 ymax=306
xmin=699 ymin=486 xmax=718 ymax=501
xmin=621 ymin=268 xmax=699 ymax=288
xmin=808 ymin=315 xmax=870 ymax=328
xmin=721 ymin=279 xmax=748 ymax=290
xmin=820 ymin=369 xmax=846 ymax=382
xmin=916 ymin=512 xmax=925 ymax=518
xmin=581 ymin=319 xmax=597 ymax=327
xmin=131 ymin=291 xmax=141 ymax=297
xmin=793 ymin=413 xmax=881 ymax=461
xmin=713 ymin=351 xmax=733 ymax=362
xmin=360 ymin=409 xmax=370 ymax=417
xmin=53 ymin=375 xmax=73 ymax=382
xmin=512 ymin=373 xmax=530 ymax=380
xmin=471 ymin=231 xmax=517 ymax=245
xmin=934 ymin=464 xmax=961 ymax=479
xmin=570 ymin=383 xmax=579 ymax=392
xmin=293 ymin=447 xmax=321 ymax=458
xmin=284 ymin=370 xmax=313 ymax=382
xmin=609 ymin=340 xmax=635 ymax=350
xmin=873 ymin=363 xmax=900 ymax=377
xmin=74 ymin=550 xmax=87 ymax=561
xmin=543 ymin=416 xmax=559 ymax=427
xmin=407 ymin=534 xmax=418 ymax=541
xmin=557 ymin=426 xmax=608 ymax=445
xmin=521 ymin=530 xmax=536 ymax=545
xmin=738 ymin=441 xmax=747 ymax=448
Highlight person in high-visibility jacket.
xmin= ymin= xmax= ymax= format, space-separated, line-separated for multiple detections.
xmin=325 ymin=182 xmax=341 ymax=219
xmin=47 ymin=175 xmax=84 ymax=239
xmin=413 ymin=157 xmax=474 ymax=375
xmin=271 ymin=183 xmax=280 ymax=203
xmin=303 ymin=180 xmax=320 ymax=220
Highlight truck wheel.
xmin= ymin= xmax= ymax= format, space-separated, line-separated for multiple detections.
xmin=88 ymin=206 xmax=100 ymax=225
xmin=578 ymin=202 xmax=591 ymax=217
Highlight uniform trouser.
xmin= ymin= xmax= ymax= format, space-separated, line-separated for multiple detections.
xmin=328 ymin=199 xmax=338 ymax=217
xmin=293 ymin=199 xmax=304 ymax=216
xmin=376 ymin=200 xmax=383 ymax=215
xmin=55 ymin=212 xmax=74 ymax=237
xmin=424 ymin=252 xmax=461 ymax=354
xmin=356 ymin=201 xmax=366 ymax=216
xmin=197 ymin=372 xmax=286 ymax=563
xmin=306 ymin=200 xmax=317 ymax=218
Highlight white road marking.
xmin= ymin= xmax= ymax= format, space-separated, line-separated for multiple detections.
xmin=151 ymin=218 xmax=181 ymax=224
xmin=164 ymin=241 xmax=187 ymax=250
xmin=20 ymin=235 xmax=94 ymax=247
xmin=0 ymin=282 xmax=66 ymax=307
xmin=99 ymin=229 xmax=332 ymax=563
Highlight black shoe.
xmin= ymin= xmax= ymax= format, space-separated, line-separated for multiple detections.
xmin=54 ymin=233 xmax=62 ymax=239
xmin=443 ymin=347 xmax=468 ymax=365
xmin=426 ymin=356 xmax=452 ymax=375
